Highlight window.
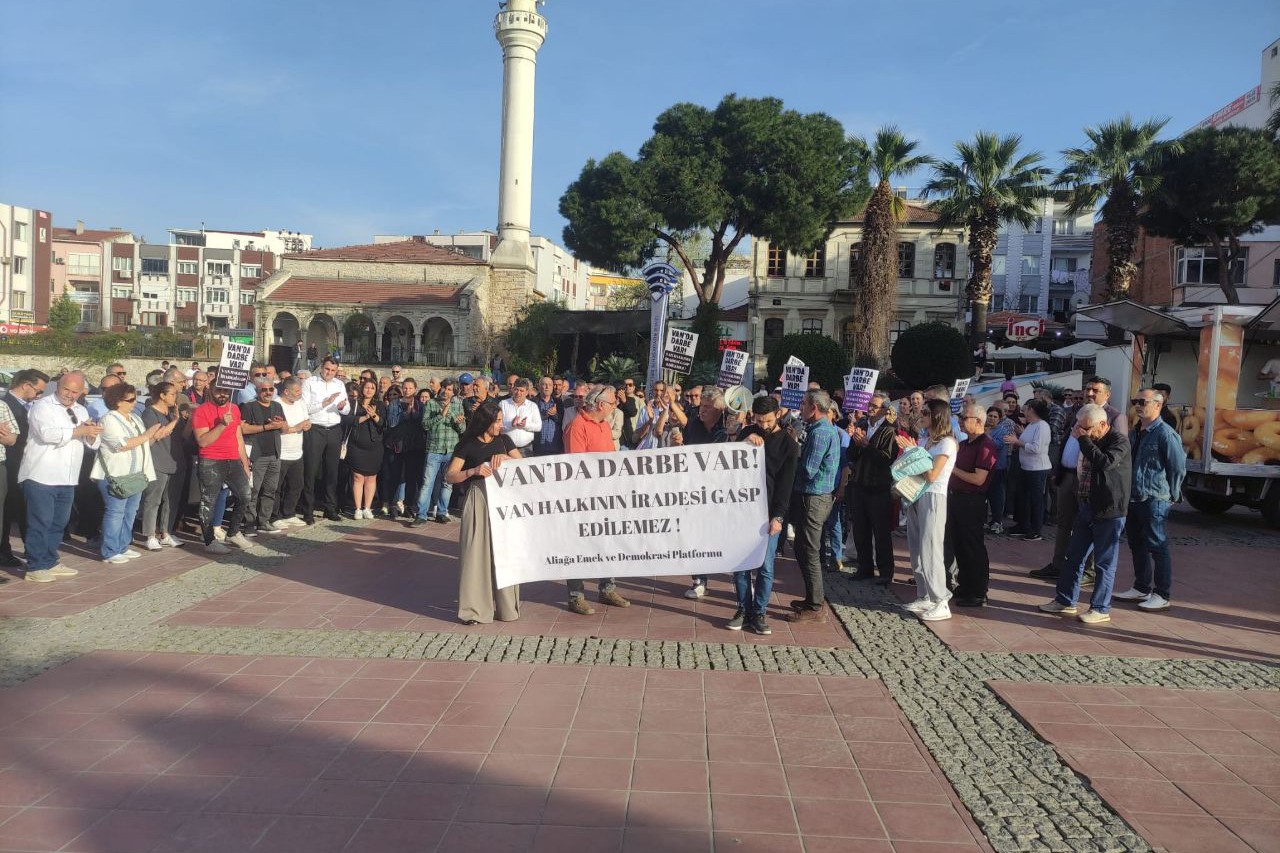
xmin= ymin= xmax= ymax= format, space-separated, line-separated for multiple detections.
xmin=206 ymin=261 xmax=231 ymax=277
xmin=848 ymin=244 xmax=862 ymax=285
xmin=1274 ymin=259 xmax=1280 ymax=288
xmin=67 ymin=253 xmax=100 ymax=276
xmin=841 ymin=318 xmax=856 ymax=351
xmin=142 ymin=290 xmax=160 ymax=300
xmin=38 ymin=227 xmax=46 ymax=242
xmin=1176 ymin=247 xmax=1246 ymax=285
xmin=897 ymin=242 xmax=915 ymax=278
xmin=1018 ymin=294 xmax=1038 ymax=314
xmin=111 ymin=286 xmax=132 ymax=299
xmin=1052 ymin=219 xmax=1074 ymax=236
xmin=763 ymin=317 xmax=784 ymax=348
xmin=112 ymin=311 xmax=131 ymax=326
xmin=889 ymin=320 xmax=910 ymax=345
xmin=1050 ymin=257 xmax=1078 ymax=273
xmin=206 ymin=288 xmax=229 ymax=304
xmin=804 ymin=247 xmax=825 ymax=278
xmin=112 ymin=256 xmax=132 ymax=273
xmin=176 ymin=261 xmax=198 ymax=276
xmin=991 ymin=293 xmax=1005 ymax=311
xmin=177 ymin=319 xmax=196 ymax=332
xmin=766 ymin=246 xmax=786 ymax=277
xmin=240 ymin=264 xmax=262 ymax=279
xmin=801 ymin=318 xmax=822 ymax=334
xmin=11 ymin=257 xmax=25 ymax=275
xmin=1050 ymin=297 xmax=1071 ymax=314
xmin=13 ymin=222 xmax=26 ymax=241
xmin=141 ymin=312 xmax=165 ymax=326
xmin=1020 ymin=255 xmax=1039 ymax=275
xmin=239 ymin=291 xmax=256 ymax=305
xmin=11 ymin=290 xmax=25 ymax=310
xmin=992 ymin=255 xmax=1007 ymax=276
xmin=1031 ymin=218 xmax=1043 ymax=234
xmin=79 ymin=304 xmax=99 ymax=326
xmin=176 ymin=288 xmax=197 ymax=303
xmin=933 ymin=243 xmax=956 ymax=279
xmin=175 ymin=233 xmax=204 ymax=246
xmin=141 ymin=258 xmax=169 ymax=276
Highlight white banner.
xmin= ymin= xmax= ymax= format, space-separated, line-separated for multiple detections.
xmin=487 ymin=445 xmax=769 ymax=589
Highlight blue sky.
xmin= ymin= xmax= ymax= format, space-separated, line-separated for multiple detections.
xmin=2 ymin=0 xmax=1277 ymax=249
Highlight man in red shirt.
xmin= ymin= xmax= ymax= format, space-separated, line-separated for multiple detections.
xmin=191 ymin=369 xmax=254 ymax=554
xmin=946 ymin=404 xmax=999 ymax=607
xmin=562 ymin=384 xmax=630 ymax=614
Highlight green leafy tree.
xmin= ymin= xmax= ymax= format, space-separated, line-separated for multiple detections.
xmin=48 ymin=292 xmax=80 ymax=333
xmin=592 ymin=355 xmax=641 ymax=384
xmin=504 ymin=301 xmax=562 ymax=376
xmin=890 ymin=322 xmax=971 ymax=390
xmin=922 ymin=132 xmax=1050 ymax=351
xmin=1141 ymin=127 xmax=1280 ymax=304
xmin=765 ymin=333 xmax=850 ymax=394
xmin=1055 ymin=116 xmax=1181 ymax=304
xmin=851 ymin=126 xmax=934 ymax=370
xmin=560 ymin=94 xmax=870 ymax=362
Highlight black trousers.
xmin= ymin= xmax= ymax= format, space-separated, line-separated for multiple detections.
xmin=165 ymin=455 xmax=190 ymax=534
xmin=790 ymin=492 xmax=833 ymax=608
xmin=0 ymin=458 xmax=24 ymax=556
xmin=945 ymin=491 xmax=990 ymax=599
xmin=301 ymin=424 xmax=342 ymax=517
xmin=277 ymin=457 xmax=305 ymax=519
xmin=848 ymin=485 xmax=895 ymax=578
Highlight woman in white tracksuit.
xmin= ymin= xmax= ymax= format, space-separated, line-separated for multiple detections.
xmin=895 ymin=399 xmax=957 ymax=622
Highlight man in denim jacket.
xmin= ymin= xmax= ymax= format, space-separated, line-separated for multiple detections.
xmin=1114 ymin=388 xmax=1186 ymax=612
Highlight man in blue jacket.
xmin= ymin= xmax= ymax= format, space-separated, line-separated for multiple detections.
xmin=1113 ymin=388 xmax=1186 ymax=612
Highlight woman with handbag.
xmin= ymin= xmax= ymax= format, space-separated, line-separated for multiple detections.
xmin=91 ymin=382 xmax=165 ymax=564
xmin=345 ymin=378 xmax=386 ymax=519
xmin=894 ymin=399 xmax=957 ymax=621
xmin=139 ymin=382 xmax=184 ymax=550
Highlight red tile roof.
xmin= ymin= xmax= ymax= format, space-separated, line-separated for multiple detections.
xmin=52 ymin=227 xmax=132 ymax=243
xmin=844 ymin=202 xmax=941 ymax=225
xmin=284 ymin=239 xmax=485 ymax=265
xmin=268 ymin=277 xmax=462 ymax=308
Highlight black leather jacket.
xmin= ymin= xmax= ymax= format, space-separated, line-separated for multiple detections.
xmin=846 ymin=417 xmax=899 ymax=491
xmin=1077 ymin=428 xmax=1132 ymax=520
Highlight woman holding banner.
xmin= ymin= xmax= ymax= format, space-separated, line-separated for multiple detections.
xmin=446 ymin=400 xmax=522 ymax=625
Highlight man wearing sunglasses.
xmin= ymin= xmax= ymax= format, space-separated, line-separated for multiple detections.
xmin=18 ymin=371 xmax=103 ymax=582
xmin=236 ymin=363 xmax=271 ymax=405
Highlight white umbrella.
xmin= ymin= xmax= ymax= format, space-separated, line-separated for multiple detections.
xmin=1051 ymin=341 xmax=1103 ymax=358
xmin=992 ymin=345 xmax=1045 ymax=360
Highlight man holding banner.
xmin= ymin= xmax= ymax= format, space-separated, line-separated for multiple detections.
xmin=736 ymin=396 xmax=798 ymax=634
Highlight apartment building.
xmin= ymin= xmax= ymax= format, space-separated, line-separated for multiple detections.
xmin=0 ymin=203 xmax=53 ymax=327
xmin=51 ymin=223 xmax=137 ymax=332
xmin=374 ymin=230 xmax=590 ymax=310
xmin=990 ymin=195 xmax=1095 ymax=320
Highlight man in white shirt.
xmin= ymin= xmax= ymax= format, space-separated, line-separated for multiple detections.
xmin=300 ymin=357 xmax=350 ymax=523
xmin=275 ymin=377 xmax=311 ymax=526
xmin=499 ymin=378 xmax=542 ymax=451
xmin=18 ymin=371 xmax=103 ymax=582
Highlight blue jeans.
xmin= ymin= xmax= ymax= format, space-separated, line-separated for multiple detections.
xmin=417 ymin=452 xmax=453 ymax=520
xmin=1127 ymin=499 xmax=1172 ymax=599
xmin=822 ymin=494 xmax=844 ymax=562
xmin=987 ymin=468 xmax=1007 ymax=524
xmin=96 ymin=479 xmax=143 ymax=559
xmin=1054 ymin=501 xmax=1126 ymax=613
xmin=1018 ymin=468 xmax=1050 ymax=534
xmin=734 ymin=532 xmax=781 ymax=616
xmin=212 ymin=485 xmax=229 ymax=527
xmin=22 ymin=482 xmax=75 ymax=571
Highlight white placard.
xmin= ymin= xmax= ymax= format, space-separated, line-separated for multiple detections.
xmin=487 ymin=445 xmax=769 ymax=589
xmin=216 ymin=339 xmax=254 ymax=391
xmin=844 ymin=368 xmax=879 ymax=413
xmin=780 ymin=361 xmax=808 ymax=410
xmin=663 ymin=327 xmax=698 ymax=374
xmin=717 ymin=349 xmax=748 ymax=389
xmin=950 ymin=378 xmax=972 ymax=414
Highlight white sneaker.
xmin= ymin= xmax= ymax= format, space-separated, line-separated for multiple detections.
xmin=159 ymin=534 xmax=182 ymax=547
xmin=25 ymin=569 xmax=56 ymax=583
xmin=395 ymin=500 xmax=405 ymax=516
xmin=684 ymin=583 xmax=706 ymax=599
xmin=1112 ymin=587 xmax=1150 ymax=602
xmin=48 ymin=565 xmax=79 ymax=577
xmin=104 ymin=554 xmax=130 ymax=565
xmin=286 ymin=517 xmax=306 ymax=527
xmin=205 ymin=541 xmax=232 ymax=555
xmin=902 ymin=599 xmax=931 ymax=614
xmin=1137 ymin=594 xmax=1171 ymax=612
xmin=226 ymin=533 xmax=254 ymax=549
xmin=920 ymin=602 xmax=952 ymax=621
xmin=213 ymin=527 xmax=226 ymax=542
xmin=122 ymin=550 xmax=142 ymax=559
xmin=271 ymin=520 xmax=290 ymax=531
xmin=145 ymin=537 xmax=163 ymax=551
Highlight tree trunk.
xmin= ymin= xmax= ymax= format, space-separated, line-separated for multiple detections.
xmin=965 ymin=211 xmax=998 ymax=354
xmin=1101 ymin=186 xmax=1139 ymax=302
xmin=851 ymin=182 xmax=896 ymax=369
xmin=691 ymin=300 xmax=722 ymax=364
xmin=1216 ymin=236 xmax=1242 ymax=305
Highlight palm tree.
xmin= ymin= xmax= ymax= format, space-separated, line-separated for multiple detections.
xmin=1267 ymin=81 xmax=1280 ymax=136
xmin=922 ymin=132 xmax=1050 ymax=352
xmin=850 ymin=126 xmax=934 ymax=369
xmin=1054 ymin=116 xmax=1181 ymax=305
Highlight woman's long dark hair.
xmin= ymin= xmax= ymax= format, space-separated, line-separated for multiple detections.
xmin=458 ymin=399 xmax=501 ymax=445
xmin=923 ymin=399 xmax=954 ymax=444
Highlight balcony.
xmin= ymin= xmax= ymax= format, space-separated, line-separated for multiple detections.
xmin=202 ymin=302 xmax=233 ymax=316
xmin=1172 ymin=284 xmax=1277 ymax=306
xmin=1051 ymin=233 xmax=1093 ymax=252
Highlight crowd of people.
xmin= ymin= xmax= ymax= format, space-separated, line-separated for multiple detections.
xmin=0 ymin=359 xmax=1187 ymax=632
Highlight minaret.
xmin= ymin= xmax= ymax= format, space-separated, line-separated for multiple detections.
xmin=492 ymin=0 xmax=547 ymax=273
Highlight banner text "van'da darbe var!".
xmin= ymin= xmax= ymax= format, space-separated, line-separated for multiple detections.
xmin=486 ymin=445 xmax=769 ymax=589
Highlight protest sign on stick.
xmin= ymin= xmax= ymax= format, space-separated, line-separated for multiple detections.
xmin=844 ymin=368 xmax=879 ymax=413
xmin=215 ymin=335 xmax=254 ymax=392
xmin=486 ymin=445 xmax=769 ymax=589
xmin=717 ymin=348 xmax=748 ymax=389
xmin=949 ymin=378 xmax=972 ymax=414
xmin=663 ymin=327 xmax=698 ymax=374
xmin=780 ymin=360 xmax=808 ymax=410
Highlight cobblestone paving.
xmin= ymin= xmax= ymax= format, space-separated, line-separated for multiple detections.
xmin=0 ymin=515 xmax=1276 ymax=853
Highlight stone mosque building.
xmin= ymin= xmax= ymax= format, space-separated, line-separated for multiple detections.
xmin=254 ymin=0 xmax=549 ymax=367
